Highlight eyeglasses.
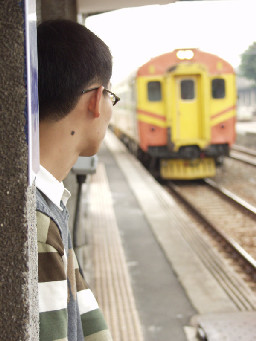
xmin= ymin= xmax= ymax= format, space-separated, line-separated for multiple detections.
xmin=81 ymin=87 xmax=120 ymax=106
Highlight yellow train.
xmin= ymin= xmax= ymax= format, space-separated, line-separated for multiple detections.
xmin=111 ymin=48 xmax=237 ymax=179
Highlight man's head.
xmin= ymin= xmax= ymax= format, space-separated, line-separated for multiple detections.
xmin=37 ymin=19 xmax=112 ymax=121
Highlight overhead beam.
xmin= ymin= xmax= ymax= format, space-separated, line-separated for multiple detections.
xmin=77 ymin=0 xmax=177 ymax=15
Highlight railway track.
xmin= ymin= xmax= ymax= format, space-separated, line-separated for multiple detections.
xmin=113 ymin=132 xmax=256 ymax=309
xmin=165 ymin=179 xmax=256 ymax=310
xmin=230 ymin=144 xmax=256 ymax=166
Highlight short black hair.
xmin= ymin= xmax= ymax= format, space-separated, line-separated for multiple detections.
xmin=37 ymin=19 xmax=112 ymax=121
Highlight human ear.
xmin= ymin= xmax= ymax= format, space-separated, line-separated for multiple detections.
xmin=88 ymin=86 xmax=103 ymax=118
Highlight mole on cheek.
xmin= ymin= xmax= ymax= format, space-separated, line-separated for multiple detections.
xmin=71 ymin=131 xmax=75 ymax=136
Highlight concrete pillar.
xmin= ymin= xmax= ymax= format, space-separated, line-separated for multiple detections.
xmin=0 ymin=1 xmax=39 ymax=340
xmin=0 ymin=0 xmax=79 ymax=338
xmin=37 ymin=0 xmax=77 ymax=22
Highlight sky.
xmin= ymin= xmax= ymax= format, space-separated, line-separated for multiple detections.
xmin=86 ymin=0 xmax=256 ymax=85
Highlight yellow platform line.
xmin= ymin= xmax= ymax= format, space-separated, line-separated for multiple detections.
xmin=88 ymin=162 xmax=144 ymax=341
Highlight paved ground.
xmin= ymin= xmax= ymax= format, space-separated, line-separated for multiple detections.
xmin=98 ymin=142 xmax=196 ymax=341
xmin=64 ymin=130 xmax=247 ymax=341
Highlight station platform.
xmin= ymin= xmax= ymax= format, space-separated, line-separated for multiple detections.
xmin=67 ymin=130 xmax=256 ymax=341
xmin=236 ymin=121 xmax=256 ymax=148
xmin=236 ymin=120 xmax=256 ymax=135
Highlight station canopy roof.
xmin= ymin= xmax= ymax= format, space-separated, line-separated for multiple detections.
xmin=77 ymin=0 xmax=177 ymax=15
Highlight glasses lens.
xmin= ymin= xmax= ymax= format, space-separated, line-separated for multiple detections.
xmin=109 ymin=93 xmax=115 ymax=105
xmin=104 ymin=89 xmax=119 ymax=106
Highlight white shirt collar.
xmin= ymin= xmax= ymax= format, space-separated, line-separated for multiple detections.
xmin=35 ymin=165 xmax=71 ymax=210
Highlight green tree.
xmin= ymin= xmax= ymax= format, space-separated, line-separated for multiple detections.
xmin=240 ymin=42 xmax=256 ymax=84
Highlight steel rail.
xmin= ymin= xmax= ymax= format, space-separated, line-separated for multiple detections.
xmin=230 ymin=145 xmax=256 ymax=167
xmin=167 ymin=181 xmax=256 ymax=283
xmin=232 ymin=144 xmax=256 ymax=157
xmin=204 ymin=178 xmax=256 ymax=216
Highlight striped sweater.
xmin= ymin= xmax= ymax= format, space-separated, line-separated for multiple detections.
xmin=36 ymin=189 xmax=112 ymax=341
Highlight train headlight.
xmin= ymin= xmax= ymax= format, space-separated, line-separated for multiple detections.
xmin=176 ymin=50 xmax=194 ymax=60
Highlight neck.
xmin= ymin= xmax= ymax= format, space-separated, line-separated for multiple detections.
xmin=39 ymin=119 xmax=80 ymax=182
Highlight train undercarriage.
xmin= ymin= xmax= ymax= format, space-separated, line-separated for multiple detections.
xmin=109 ymin=126 xmax=226 ymax=180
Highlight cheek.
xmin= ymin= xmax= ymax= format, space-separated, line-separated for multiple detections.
xmin=106 ymin=104 xmax=113 ymax=122
xmin=102 ymin=98 xmax=112 ymax=121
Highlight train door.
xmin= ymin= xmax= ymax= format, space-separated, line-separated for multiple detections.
xmin=174 ymin=75 xmax=203 ymax=144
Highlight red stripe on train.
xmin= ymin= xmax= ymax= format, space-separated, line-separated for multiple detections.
xmin=211 ymin=105 xmax=236 ymax=120
xmin=137 ymin=109 xmax=166 ymax=122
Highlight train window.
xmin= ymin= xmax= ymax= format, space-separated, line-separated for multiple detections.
xmin=180 ymin=80 xmax=195 ymax=100
xmin=212 ymin=78 xmax=225 ymax=99
xmin=147 ymin=81 xmax=162 ymax=101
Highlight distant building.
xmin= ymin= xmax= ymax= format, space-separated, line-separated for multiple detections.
xmin=236 ymin=76 xmax=256 ymax=121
